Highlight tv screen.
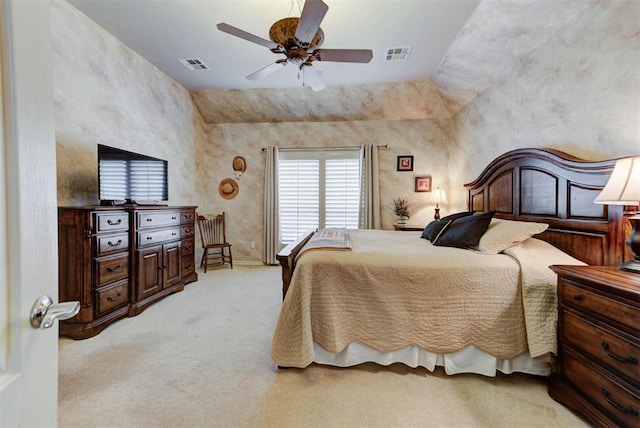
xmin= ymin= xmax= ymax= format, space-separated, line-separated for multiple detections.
xmin=98 ymin=144 xmax=168 ymax=205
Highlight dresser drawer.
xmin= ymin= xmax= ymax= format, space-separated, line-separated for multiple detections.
xmin=181 ymin=209 xmax=195 ymax=224
xmin=95 ymin=279 xmax=129 ymax=316
xmin=561 ymin=279 xmax=640 ymax=329
xmin=181 ymin=238 xmax=195 ymax=257
xmin=182 ymin=259 xmax=195 ymax=276
xmin=96 ymin=233 xmax=129 ymax=256
xmin=138 ymin=227 xmax=181 ymax=247
xmin=562 ymin=311 xmax=640 ymax=385
xmin=95 ymin=253 xmax=129 ymax=287
xmin=94 ymin=212 xmax=128 ymax=233
xmin=181 ymin=224 xmax=195 ymax=238
xmin=137 ymin=211 xmax=181 ymax=229
xmin=563 ymin=350 xmax=640 ymax=427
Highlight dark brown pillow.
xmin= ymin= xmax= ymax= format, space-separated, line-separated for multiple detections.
xmin=432 ymin=211 xmax=495 ymax=248
xmin=421 ymin=211 xmax=474 ymax=241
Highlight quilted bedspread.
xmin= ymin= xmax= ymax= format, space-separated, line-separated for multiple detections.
xmin=271 ymin=230 xmax=584 ymax=368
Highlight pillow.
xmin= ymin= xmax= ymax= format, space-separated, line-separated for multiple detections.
xmin=432 ymin=211 xmax=495 ymax=248
xmin=476 ymin=218 xmax=549 ymax=254
xmin=420 ymin=211 xmax=474 ymax=241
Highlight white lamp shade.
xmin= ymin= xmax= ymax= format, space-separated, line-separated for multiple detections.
xmin=430 ymin=188 xmax=448 ymax=204
xmin=594 ymin=156 xmax=640 ymax=205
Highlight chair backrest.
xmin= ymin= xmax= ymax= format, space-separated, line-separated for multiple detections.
xmin=197 ymin=212 xmax=228 ymax=247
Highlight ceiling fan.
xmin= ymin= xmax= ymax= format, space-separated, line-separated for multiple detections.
xmin=217 ymin=0 xmax=373 ymax=91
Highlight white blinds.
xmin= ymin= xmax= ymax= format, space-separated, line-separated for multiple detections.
xmin=278 ymin=150 xmax=361 ymax=244
xmin=325 ymin=158 xmax=360 ymax=229
xmin=279 ymin=159 xmax=320 ymax=244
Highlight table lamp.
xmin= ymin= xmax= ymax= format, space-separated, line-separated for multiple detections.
xmin=430 ymin=187 xmax=448 ymax=220
xmin=594 ymin=156 xmax=640 ymax=273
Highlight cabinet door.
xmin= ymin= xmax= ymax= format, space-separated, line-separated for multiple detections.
xmin=163 ymin=241 xmax=181 ymax=288
xmin=137 ymin=246 xmax=162 ymax=300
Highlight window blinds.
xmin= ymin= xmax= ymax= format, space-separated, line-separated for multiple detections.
xmin=278 ymin=150 xmax=361 ymax=244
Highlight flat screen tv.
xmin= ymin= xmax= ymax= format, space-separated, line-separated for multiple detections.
xmin=98 ymin=144 xmax=168 ymax=205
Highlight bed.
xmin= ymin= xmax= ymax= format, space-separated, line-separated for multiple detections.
xmin=272 ymin=148 xmax=630 ymax=376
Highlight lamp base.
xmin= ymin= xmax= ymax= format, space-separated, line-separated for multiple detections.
xmin=620 ymin=215 xmax=640 ymax=274
xmin=434 ymin=207 xmax=441 ymax=221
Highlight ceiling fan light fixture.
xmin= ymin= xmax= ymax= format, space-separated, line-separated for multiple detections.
xmin=217 ymin=0 xmax=372 ymax=90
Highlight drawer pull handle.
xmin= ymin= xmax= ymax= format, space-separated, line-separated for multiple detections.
xmin=172 ymin=232 xmax=177 ymax=236
xmin=107 ymin=219 xmax=122 ymax=226
xmin=106 ymin=292 xmax=122 ymax=302
xmin=146 ymin=237 xmax=153 ymax=240
xmin=106 ymin=264 xmax=123 ymax=273
xmin=571 ymin=294 xmax=582 ymax=301
xmin=107 ymin=239 xmax=122 ymax=247
xmin=602 ymin=341 xmax=638 ymax=364
xmin=146 ymin=218 xmax=152 ymax=222
xmin=601 ymin=387 xmax=639 ymax=416
xmin=185 ymin=228 xmax=191 ymax=234
xmin=172 ymin=216 xmax=177 ymax=220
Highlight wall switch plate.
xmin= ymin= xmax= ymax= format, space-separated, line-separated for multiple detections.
xmin=250 ymin=241 xmax=256 ymax=249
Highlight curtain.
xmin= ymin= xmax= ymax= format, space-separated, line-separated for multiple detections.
xmin=263 ymin=146 xmax=280 ymax=264
xmin=360 ymin=144 xmax=381 ymax=229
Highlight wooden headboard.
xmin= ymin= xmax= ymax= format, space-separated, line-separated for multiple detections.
xmin=464 ymin=148 xmax=629 ymax=266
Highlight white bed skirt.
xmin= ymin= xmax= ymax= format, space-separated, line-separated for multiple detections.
xmin=312 ymin=343 xmax=551 ymax=377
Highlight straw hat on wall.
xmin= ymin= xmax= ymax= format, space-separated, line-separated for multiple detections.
xmin=219 ymin=178 xmax=239 ymax=199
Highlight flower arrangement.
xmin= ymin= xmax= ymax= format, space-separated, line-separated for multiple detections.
xmin=392 ymin=197 xmax=410 ymax=218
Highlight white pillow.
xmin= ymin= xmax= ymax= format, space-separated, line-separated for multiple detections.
xmin=476 ymin=218 xmax=549 ymax=254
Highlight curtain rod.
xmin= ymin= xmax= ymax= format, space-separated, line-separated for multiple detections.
xmin=261 ymin=144 xmax=388 ymax=152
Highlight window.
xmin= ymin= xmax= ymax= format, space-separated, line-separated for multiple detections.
xmin=279 ymin=150 xmax=361 ymax=244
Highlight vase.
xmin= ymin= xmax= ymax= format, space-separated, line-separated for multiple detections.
xmin=396 ymin=216 xmax=408 ymax=225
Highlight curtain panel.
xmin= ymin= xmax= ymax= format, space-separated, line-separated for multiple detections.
xmin=263 ymin=146 xmax=280 ymax=264
xmin=360 ymin=144 xmax=381 ymax=229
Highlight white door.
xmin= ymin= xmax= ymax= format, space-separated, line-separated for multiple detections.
xmin=0 ymin=0 xmax=60 ymax=426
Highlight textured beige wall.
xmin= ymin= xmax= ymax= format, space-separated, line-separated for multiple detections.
xmin=200 ymin=119 xmax=453 ymax=262
xmin=449 ymin=0 xmax=640 ymax=211
xmin=192 ymin=80 xmax=451 ymax=124
xmin=53 ymin=0 xmax=205 ymax=207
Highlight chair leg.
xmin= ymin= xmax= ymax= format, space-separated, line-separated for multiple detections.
xmin=202 ymin=249 xmax=208 ymax=274
xmin=227 ymin=246 xmax=233 ymax=269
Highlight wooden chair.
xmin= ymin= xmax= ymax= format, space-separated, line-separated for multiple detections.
xmin=197 ymin=212 xmax=233 ymax=272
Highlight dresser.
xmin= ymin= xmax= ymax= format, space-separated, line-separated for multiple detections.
xmin=549 ymin=265 xmax=640 ymax=427
xmin=58 ymin=205 xmax=198 ymax=339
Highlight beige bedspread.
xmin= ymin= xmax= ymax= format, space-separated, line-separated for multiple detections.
xmin=271 ymin=230 xmax=583 ymax=368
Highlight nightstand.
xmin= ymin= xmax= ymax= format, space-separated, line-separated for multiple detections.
xmin=393 ymin=225 xmax=424 ymax=231
xmin=549 ymin=265 xmax=640 ymax=427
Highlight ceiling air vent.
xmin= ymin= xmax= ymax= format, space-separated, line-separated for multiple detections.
xmin=385 ymin=47 xmax=412 ymax=61
xmin=178 ymin=58 xmax=209 ymax=71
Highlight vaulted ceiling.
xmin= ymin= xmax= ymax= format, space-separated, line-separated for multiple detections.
xmin=67 ymin=0 xmax=595 ymax=119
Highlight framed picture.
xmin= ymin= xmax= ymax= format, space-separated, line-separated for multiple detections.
xmin=414 ymin=175 xmax=432 ymax=192
xmin=397 ymin=155 xmax=414 ymax=172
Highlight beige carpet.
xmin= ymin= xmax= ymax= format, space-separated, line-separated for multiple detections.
xmin=59 ymin=265 xmax=587 ymax=428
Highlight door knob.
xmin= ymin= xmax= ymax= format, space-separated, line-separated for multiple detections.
xmin=30 ymin=295 xmax=80 ymax=329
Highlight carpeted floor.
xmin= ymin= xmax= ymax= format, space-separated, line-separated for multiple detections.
xmin=58 ymin=265 xmax=588 ymax=427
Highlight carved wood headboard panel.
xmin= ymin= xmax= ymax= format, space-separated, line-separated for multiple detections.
xmin=464 ymin=148 xmax=628 ymax=266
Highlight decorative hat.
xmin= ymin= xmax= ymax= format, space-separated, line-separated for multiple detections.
xmin=232 ymin=156 xmax=247 ymax=173
xmin=218 ymin=178 xmax=239 ymax=199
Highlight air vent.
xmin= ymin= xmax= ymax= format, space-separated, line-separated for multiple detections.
xmin=385 ymin=47 xmax=412 ymax=61
xmin=178 ymin=58 xmax=209 ymax=71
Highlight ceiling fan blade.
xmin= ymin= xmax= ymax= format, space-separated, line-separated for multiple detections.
xmin=246 ymin=61 xmax=287 ymax=81
xmin=217 ymin=23 xmax=281 ymax=51
xmin=313 ymin=49 xmax=374 ymax=63
xmin=302 ymin=65 xmax=326 ymax=91
xmin=295 ymin=0 xmax=329 ymax=47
